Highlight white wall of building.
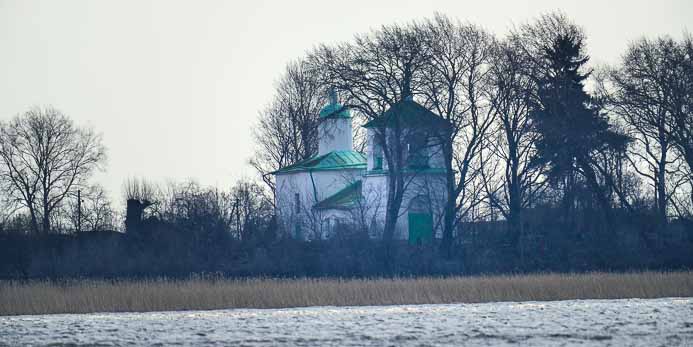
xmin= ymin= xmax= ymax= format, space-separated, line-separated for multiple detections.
xmin=362 ymin=172 xmax=447 ymax=240
xmin=276 ymin=100 xmax=449 ymax=241
xmin=276 ymin=168 xmax=364 ymax=239
xmin=318 ymin=117 xmax=353 ymax=156
xmin=365 ymin=127 xmax=447 ymax=171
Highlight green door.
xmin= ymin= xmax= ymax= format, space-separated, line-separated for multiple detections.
xmin=408 ymin=213 xmax=433 ymax=244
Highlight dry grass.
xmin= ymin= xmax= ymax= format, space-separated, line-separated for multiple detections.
xmin=1 ymin=271 xmax=692 ymax=316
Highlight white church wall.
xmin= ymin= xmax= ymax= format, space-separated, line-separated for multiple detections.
xmin=366 ymin=128 xmax=448 ymax=172
xmin=276 ymin=168 xmax=365 ymax=239
xmin=278 ymin=169 xmax=447 ymax=241
xmin=318 ymin=118 xmax=353 ymax=156
xmin=316 ymin=209 xmax=355 ymax=238
xmin=426 ymin=135 xmax=446 ymax=169
xmin=397 ymin=173 xmax=448 ymax=239
xmin=312 ymin=169 xmax=363 ymax=201
xmin=275 ymin=172 xmax=312 ymax=239
xmin=362 ymin=172 xmax=447 ymax=240
xmin=362 ymin=124 xmax=449 ymax=240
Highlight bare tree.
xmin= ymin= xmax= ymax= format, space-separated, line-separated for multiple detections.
xmin=659 ymin=35 xmax=693 ymax=212
xmin=309 ymin=22 xmax=434 ymax=246
xmin=0 ymin=106 xmax=106 ymax=233
xmin=251 ymin=59 xmax=325 ymax=198
xmin=229 ymin=179 xmax=273 ymax=240
xmin=482 ymin=38 xmax=548 ymax=237
xmin=418 ymin=14 xmax=498 ymax=256
xmin=123 ymin=177 xmax=160 ymax=203
xmin=598 ymin=37 xmax=692 ymax=223
xmin=158 ymin=180 xmax=233 ymax=237
xmin=121 ymin=177 xmax=162 ymax=233
xmin=0 ymin=197 xmax=20 ymax=232
xmin=64 ymin=184 xmax=118 ymax=232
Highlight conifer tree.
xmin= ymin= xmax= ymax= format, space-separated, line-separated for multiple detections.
xmin=530 ymin=33 xmax=628 ymax=212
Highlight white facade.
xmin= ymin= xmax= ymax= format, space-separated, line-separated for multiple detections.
xmin=274 ymin=98 xmax=449 ymax=242
xmin=275 ymin=168 xmax=364 ymax=239
xmin=360 ymin=125 xmax=448 ymax=240
xmin=318 ymin=117 xmax=352 ymax=155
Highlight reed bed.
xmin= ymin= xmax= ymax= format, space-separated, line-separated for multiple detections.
xmin=1 ymin=271 xmax=692 ymax=316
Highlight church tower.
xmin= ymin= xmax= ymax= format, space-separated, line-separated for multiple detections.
xmin=318 ymin=90 xmax=353 ymax=155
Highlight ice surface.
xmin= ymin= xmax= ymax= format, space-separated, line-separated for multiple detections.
xmin=1 ymin=297 xmax=692 ymax=346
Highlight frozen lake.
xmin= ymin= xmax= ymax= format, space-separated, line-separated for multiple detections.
xmin=1 ymin=298 xmax=692 ymax=346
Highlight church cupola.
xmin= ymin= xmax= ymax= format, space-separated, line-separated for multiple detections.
xmin=318 ymin=90 xmax=353 ymax=155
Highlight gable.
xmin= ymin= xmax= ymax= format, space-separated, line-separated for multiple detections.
xmin=313 ymin=180 xmax=362 ymax=210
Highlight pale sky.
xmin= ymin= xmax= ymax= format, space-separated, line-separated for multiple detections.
xmin=1 ymin=0 xmax=691 ymax=199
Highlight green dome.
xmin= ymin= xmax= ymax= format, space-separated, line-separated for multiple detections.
xmin=319 ymin=102 xmax=351 ymax=119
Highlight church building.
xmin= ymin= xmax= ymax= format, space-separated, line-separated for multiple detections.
xmin=273 ymin=93 xmax=450 ymax=243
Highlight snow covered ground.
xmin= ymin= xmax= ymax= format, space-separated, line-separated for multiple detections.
xmin=1 ymin=297 xmax=692 ymax=346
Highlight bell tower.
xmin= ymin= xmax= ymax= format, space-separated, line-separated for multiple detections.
xmin=318 ymin=90 xmax=353 ymax=155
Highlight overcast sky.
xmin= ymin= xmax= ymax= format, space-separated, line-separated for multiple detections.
xmin=1 ymin=0 xmax=691 ymax=198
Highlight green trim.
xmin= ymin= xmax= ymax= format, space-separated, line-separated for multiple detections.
xmin=373 ymin=156 xmax=383 ymax=170
xmin=273 ymin=150 xmax=366 ymax=174
xmin=408 ymin=212 xmax=433 ymax=244
xmin=313 ymin=180 xmax=362 ymax=210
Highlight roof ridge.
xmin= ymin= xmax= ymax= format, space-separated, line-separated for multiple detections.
xmin=273 ymin=150 xmax=366 ymax=174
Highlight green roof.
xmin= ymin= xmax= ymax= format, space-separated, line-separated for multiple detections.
xmin=319 ymin=103 xmax=351 ymax=119
xmin=274 ymin=150 xmax=366 ymax=174
xmin=314 ymin=180 xmax=362 ymax=210
xmin=320 ymin=89 xmax=351 ymax=119
xmin=363 ymin=99 xmax=450 ymax=129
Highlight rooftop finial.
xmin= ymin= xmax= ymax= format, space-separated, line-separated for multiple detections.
xmin=328 ymin=87 xmax=338 ymax=105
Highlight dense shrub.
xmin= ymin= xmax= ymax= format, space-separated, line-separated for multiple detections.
xmin=1 ymin=211 xmax=691 ymax=280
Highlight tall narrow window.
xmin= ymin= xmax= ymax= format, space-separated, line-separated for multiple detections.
xmin=294 ymin=193 xmax=300 ymax=214
xmin=373 ymin=141 xmax=383 ymax=170
xmin=374 ymin=155 xmax=383 ymax=170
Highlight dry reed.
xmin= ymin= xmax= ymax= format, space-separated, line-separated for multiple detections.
xmin=1 ymin=271 xmax=692 ymax=316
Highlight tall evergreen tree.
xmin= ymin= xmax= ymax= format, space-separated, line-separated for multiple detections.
xmin=530 ymin=33 xmax=628 ymax=212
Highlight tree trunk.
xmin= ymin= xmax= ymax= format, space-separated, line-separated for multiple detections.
xmin=42 ymin=199 xmax=50 ymax=233
xmin=383 ymin=172 xmax=405 ymax=272
xmin=383 ymin=178 xmax=399 ymax=243
xmin=656 ymin=152 xmax=667 ymax=225
xmin=381 ymin=126 xmax=406 ymax=271
xmin=507 ymin=140 xmax=523 ymax=243
xmin=440 ymin=141 xmax=456 ymax=258
xmin=28 ymin=207 xmax=39 ymax=234
xmin=579 ymin=158 xmax=613 ymax=224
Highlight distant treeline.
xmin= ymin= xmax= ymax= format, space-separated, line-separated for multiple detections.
xmin=1 ymin=208 xmax=691 ymax=279
xmin=1 ymin=12 xmax=693 ymax=279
